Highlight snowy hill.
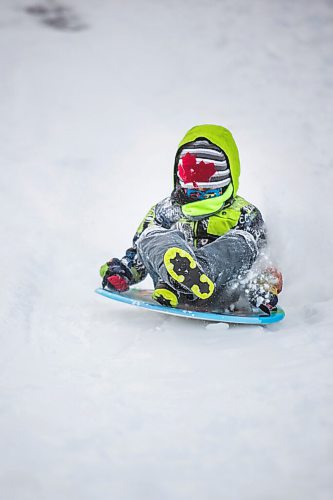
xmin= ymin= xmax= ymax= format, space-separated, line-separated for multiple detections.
xmin=1 ymin=1 xmax=333 ymax=499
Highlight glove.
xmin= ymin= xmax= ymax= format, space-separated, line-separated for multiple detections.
xmin=266 ymin=267 xmax=283 ymax=294
xmin=100 ymin=258 xmax=131 ymax=292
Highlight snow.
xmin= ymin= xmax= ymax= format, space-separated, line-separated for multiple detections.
xmin=1 ymin=0 xmax=333 ymax=498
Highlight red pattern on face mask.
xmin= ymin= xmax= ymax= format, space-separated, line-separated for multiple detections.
xmin=178 ymin=153 xmax=216 ymax=188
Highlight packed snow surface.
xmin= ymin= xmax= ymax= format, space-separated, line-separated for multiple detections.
xmin=1 ymin=1 xmax=333 ymax=499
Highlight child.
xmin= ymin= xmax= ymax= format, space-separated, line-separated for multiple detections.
xmin=100 ymin=124 xmax=282 ymax=314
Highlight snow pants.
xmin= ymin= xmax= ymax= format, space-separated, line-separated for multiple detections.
xmin=136 ymin=225 xmax=258 ymax=306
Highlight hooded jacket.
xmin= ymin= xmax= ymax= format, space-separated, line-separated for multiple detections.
xmin=174 ymin=124 xmax=241 ymax=217
xmin=122 ymin=125 xmax=266 ymax=284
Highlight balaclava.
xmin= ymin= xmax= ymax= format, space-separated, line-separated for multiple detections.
xmin=172 ymin=125 xmax=241 ymax=218
xmin=176 ymin=139 xmax=231 ymax=194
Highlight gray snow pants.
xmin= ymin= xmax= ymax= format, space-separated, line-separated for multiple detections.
xmin=136 ymin=225 xmax=258 ymax=306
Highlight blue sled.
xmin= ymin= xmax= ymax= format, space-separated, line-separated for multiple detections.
xmin=95 ymin=287 xmax=285 ymax=325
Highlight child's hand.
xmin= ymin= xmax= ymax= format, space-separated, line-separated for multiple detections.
xmin=106 ymin=274 xmax=129 ymax=292
xmin=100 ymin=258 xmax=130 ymax=292
xmin=266 ymin=267 xmax=283 ymax=294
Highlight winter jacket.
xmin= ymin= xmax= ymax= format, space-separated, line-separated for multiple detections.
xmin=120 ymin=125 xmax=267 ymax=285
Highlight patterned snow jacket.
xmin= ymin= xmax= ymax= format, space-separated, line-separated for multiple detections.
xmin=121 ymin=193 xmax=266 ymax=285
xmin=119 ymin=124 xmax=267 ymax=285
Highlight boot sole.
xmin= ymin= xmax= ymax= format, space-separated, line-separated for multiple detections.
xmin=163 ymin=247 xmax=214 ymax=300
xmin=152 ymin=287 xmax=178 ymax=308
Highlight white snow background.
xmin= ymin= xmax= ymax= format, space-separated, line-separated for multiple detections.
xmin=1 ymin=0 xmax=333 ymax=499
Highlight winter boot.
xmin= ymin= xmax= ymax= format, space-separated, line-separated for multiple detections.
xmin=163 ymin=247 xmax=215 ymax=300
xmin=152 ymin=281 xmax=180 ymax=308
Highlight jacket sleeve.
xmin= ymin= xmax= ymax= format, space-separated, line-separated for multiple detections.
xmin=120 ymin=205 xmax=157 ymax=285
xmin=234 ymin=204 xmax=267 ymax=253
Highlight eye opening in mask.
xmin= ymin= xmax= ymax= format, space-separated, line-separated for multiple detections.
xmin=183 ymin=187 xmax=224 ymax=201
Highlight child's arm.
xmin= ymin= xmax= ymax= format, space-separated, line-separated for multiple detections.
xmin=235 ymin=204 xmax=283 ymax=300
xmin=100 ymin=205 xmax=157 ymax=291
xmin=235 ymin=204 xmax=267 ymax=252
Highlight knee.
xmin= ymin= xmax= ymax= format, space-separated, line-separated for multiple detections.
xmin=139 ymin=224 xmax=170 ymax=241
xmin=136 ymin=224 xmax=170 ymax=253
xmin=228 ymin=229 xmax=258 ymax=262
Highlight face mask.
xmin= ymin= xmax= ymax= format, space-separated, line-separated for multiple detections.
xmin=178 ymin=153 xmax=217 ymax=188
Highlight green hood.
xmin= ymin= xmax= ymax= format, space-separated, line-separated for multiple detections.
xmin=174 ymin=124 xmax=241 ymax=217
